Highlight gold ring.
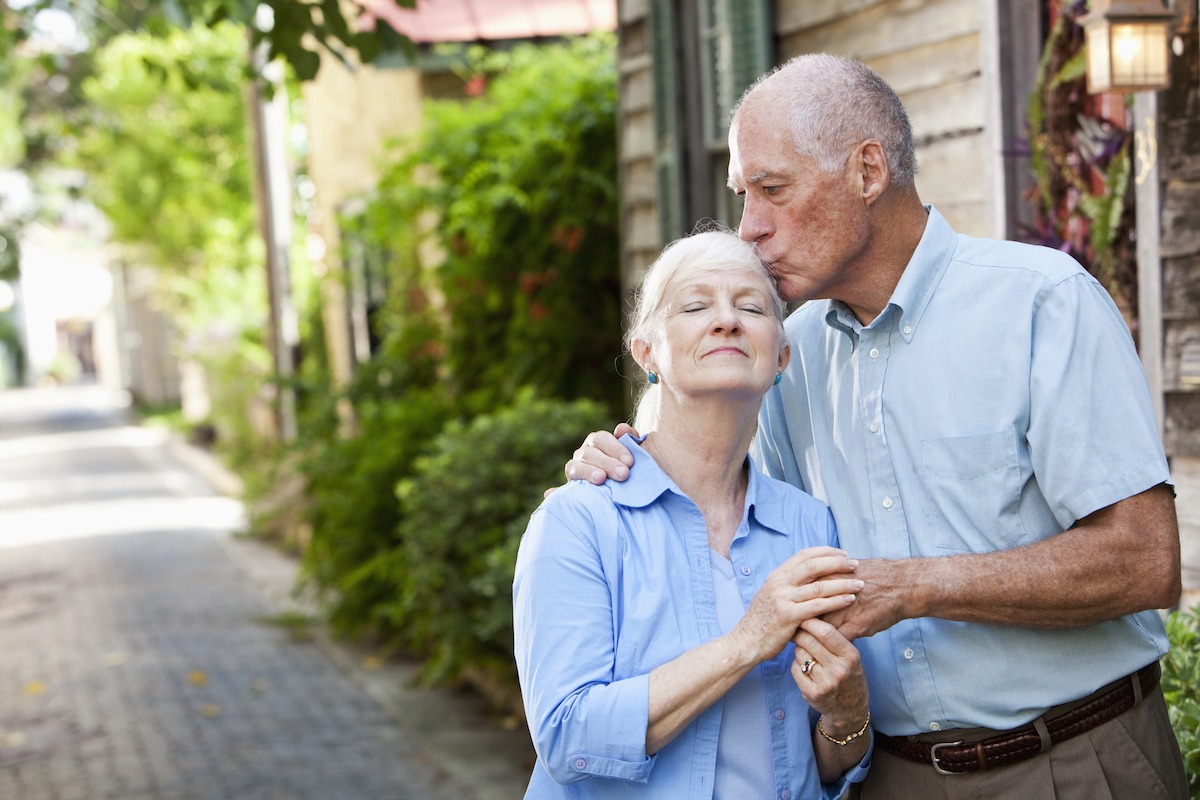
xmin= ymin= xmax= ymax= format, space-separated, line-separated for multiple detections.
xmin=801 ymin=659 xmax=815 ymax=675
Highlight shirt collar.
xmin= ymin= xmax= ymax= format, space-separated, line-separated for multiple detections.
xmin=609 ymin=433 xmax=789 ymax=536
xmin=824 ymin=204 xmax=956 ymax=344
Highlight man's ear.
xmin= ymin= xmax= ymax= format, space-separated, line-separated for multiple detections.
xmin=856 ymin=140 xmax=890 ymax=206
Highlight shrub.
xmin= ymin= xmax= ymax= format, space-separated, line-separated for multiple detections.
xmin=298 ymin=379 xmax=452 ymax=633
xmin=368 ymin=391 xmax=611 ymax=692
xmin=367 ymin=34 xmax=624 ymax=417
xmin=1164 ymin=604 xmax=1200 ymax=797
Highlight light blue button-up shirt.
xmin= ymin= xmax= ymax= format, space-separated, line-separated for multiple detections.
xmin=514 ymin=435 xmax=870 ymax=799
xmin=752 ymin=205 xmax=1170 ymax=736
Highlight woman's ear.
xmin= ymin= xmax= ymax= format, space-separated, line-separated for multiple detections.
xmin=778 ymin=342 xmax=791 ymax=373
xmin=632 ymin=339 xmax=653 ymax=372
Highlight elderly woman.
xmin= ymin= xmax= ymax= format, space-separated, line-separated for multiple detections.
xmin=513 ymin=230 xmax=871 ymax=799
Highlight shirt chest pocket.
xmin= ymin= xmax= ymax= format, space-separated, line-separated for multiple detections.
xmin=920 ymin=430 xmax=1026 ymax=552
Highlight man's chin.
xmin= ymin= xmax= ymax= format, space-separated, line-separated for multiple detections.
xmin=776 ymin=280 xmax=812 ymax=305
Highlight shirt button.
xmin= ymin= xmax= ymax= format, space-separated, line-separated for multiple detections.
xmin=740 ymin=565 xmax=752 ymax=576
xmin=869 ymin=421 xmax=879 ymax=433
xmin=573 ymin=757 xmax=587 ymax=770
xmin=882 ymin=496 xmax=893 ymax=509
xmin=904 ymin=648 xmax=914 ymax=660
xmin=869 ymin=347 xmax=880 ymax=359
xmin=781 ymin=791 xmax=791 ymax=800
xmin=903 ymin=324 xmax=913 ymax=335
xmin=774 ymin=708 xmax=785 ymax=720
xmin=930 ymin=722 xmax=942 ymax=732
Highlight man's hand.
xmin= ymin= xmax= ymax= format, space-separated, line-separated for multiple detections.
xmin=822 ymin=558 xmax=915 ymax=640
xmin=824 ymin=483 xmax=1182 ymax=637
xmin=568 ymin=424 xmax=640 ymax=482
xmin=544 ymin=424 xmax=640 ymax=499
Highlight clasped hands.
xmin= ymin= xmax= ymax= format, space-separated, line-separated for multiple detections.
xmin=562 ymin=426 xmax=907 ymax=642
xmin=733 ymin=547 xmax=869 ymax=727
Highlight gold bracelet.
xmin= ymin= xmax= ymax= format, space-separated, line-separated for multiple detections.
xmin=817 ymin=710 xmax=871 ymax=746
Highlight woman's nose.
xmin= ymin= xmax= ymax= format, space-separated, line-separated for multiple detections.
xmin=711 ymin=303 xmax=741 ymax=333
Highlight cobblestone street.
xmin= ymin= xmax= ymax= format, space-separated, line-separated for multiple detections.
xmin=0 ymin=386 xmax=532 ymax=800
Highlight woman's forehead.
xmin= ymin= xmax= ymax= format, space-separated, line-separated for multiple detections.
xmin=665 ymin=263 xmax=773 ymax=294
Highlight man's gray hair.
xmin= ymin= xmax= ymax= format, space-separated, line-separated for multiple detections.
xmin=733 ymin=53 xmax=917 ymax=188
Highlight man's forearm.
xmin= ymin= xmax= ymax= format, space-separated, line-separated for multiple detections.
xmin=838 ymin=484 xmax=1180 ymax=638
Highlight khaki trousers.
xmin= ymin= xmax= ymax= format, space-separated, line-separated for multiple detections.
xmin=851 ymin=687 xmax=1187 ymax=800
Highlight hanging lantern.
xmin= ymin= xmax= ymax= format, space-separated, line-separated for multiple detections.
xmin=1082 ymin=0 xmax=1176 ymax=93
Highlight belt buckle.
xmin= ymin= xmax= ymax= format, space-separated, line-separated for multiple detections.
xmin=930 ymin=740 xmax=965 ymax=776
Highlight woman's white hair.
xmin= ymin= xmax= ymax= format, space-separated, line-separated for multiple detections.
xmin=733 ymin=53 xmax=917 ymax=188
xmin=626 ymin=227 xmax=787 ymax=432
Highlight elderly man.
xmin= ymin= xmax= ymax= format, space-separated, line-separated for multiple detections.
xmin=566 ymin=53 xmax=1186 ymax=798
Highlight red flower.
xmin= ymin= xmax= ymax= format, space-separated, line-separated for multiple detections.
xmin=465 ymin=75 xmax=487 ymax=96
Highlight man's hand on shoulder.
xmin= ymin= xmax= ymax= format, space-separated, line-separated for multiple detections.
xmin=544 ymin=423 xmax=640 ymax=498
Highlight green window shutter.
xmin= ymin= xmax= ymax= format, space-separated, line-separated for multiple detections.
xmin=650 ymin=0 xmax=683 ymax=243
xmin=702 ymin=0 xmax=772 ymax=147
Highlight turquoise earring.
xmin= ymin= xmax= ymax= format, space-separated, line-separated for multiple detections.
xmin=647 ymin=371 xmax=659 ymax=385
xmin=774 ymin=372 xmax=783 ymax=385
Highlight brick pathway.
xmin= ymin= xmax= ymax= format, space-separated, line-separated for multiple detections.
xmin=0 ymin=387 xmax=523 ymax=800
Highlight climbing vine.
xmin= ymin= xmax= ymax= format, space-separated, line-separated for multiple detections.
xmin=1026 ymin=0 xmax=1138 ymax=321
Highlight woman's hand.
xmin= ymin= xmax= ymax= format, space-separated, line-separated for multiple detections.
xmin=791 ymin=617 xmax=869 ymax=734
xmin=791 ymin=617 xmax=871 ymax=783
xmin=729 ymin=547 xmax=862 ymax=666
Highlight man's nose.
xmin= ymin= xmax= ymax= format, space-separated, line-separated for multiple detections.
xmin=737 ymin=199 xmax=768 ymax=242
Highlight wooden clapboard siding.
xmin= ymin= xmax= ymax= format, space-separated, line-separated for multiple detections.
xmin=776 ymin=0 xmax=981 ymax=62
xmin=775 ymin=0 xmax=989 ymax=236
xmin=616 ymin=4 xmax=661 ymax=290
xmin=775 ymin=0 xmax=889 ymax=34
xmin=614 ymin=0 xmax=1008 ymax=291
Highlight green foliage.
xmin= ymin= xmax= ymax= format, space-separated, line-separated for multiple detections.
xmin=298 ymin=381 xmax=452 ymax=633
xmin=0 ymin=227 xmax=20 ymax=282
xmin=368 ymin=34 xmax=625 ymax=417
xmin=1164 ymin=605 xmax=1200 ymax=797
xmin=372 ymin=392 xmax=611 ymax=688
xmin=290 ymin=36 xmax=623 ymax=701
xmin=1025 ymin=1 xmax=1137 ymax=315
xmin=77 ymin=24 xmax=257 ymax=288
xmin=0 ymin=0 xmax=410 ymax=84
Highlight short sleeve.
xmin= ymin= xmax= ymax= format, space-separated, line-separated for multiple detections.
xmin=1027 ymin=274 xmax=1169 ymax=528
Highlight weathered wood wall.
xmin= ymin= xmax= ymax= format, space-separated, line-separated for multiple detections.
xmin=615 ymin=0 xmax=1007 ymax=300
xmin=1148 ymin=29 xmax=1200 ymax=603
xmin=616 ymin=0 xmax=659 ymax=300
xmin=1160 ymin=37 xmax=1200 ymax=459
xmin=776 ymin=0 xmax=990 ymax=237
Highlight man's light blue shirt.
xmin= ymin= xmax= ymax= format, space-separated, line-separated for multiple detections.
xmin=514 ymin=435 xmax=871 ymax=799
xmin=752 ymin=205 xmax=1170 ymax=736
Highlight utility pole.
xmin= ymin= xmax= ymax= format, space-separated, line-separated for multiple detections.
xmin=247 ymin=12 xmax=298 ymax=442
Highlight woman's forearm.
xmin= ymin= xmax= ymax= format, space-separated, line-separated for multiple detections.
xmin=813 ymin=726 xmax=870 ymax=784
xmin=645 ymin=633 xmax=758 ymax=753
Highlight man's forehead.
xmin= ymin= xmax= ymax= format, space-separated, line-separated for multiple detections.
xmin=728 ymin=115 xmax=797 ymax=186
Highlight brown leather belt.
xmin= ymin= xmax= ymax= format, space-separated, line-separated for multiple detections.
xmin=876 ymin=661 xmax=1160 ymax=775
